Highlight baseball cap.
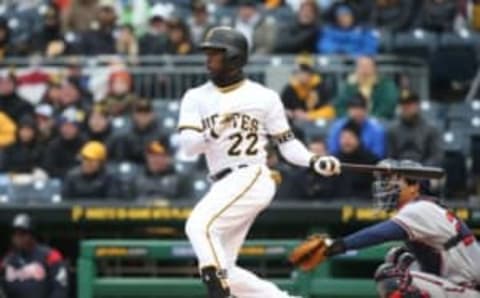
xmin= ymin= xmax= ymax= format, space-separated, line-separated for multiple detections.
xmin=150 ymin=3 xmax=174 ymax=21
xmin=58 ymin=107 xmax=84 ymax=126
xmin=146 ymin=140 xmax=168 ymax=155
xmin=35 ymin=104 xmax=53 ymax=118
xmin=399 ymin=92 xmax=420 ymax=105
xmin=347 ymin=94 xmax=367 ymax=109
xmin=80 ymin=141 xmax=107 ymax=161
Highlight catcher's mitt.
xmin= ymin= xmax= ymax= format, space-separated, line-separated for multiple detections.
xmin=289 ymin=234 xmax=330 ymax=271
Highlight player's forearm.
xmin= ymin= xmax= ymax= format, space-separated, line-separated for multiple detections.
xmin=344 ymin=220 xmax=408 ymax=251
xmin=326 ymin=220 xmax=408 ymax=257
xmin=178 ymin=129 xmax=211 ymax=155
xmin=278 ymin=139 xmax=315 ymax=167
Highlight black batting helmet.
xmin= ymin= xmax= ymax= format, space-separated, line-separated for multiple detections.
xmin=200 ymin=26 xmax=249 ymax=69
xmin=12 ymin=213 xmax=35 ymax=233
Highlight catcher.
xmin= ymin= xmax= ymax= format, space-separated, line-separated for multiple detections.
xmin=290 ymin=160 xmax=480 ymax=298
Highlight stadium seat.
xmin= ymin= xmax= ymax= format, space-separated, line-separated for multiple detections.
xmin=107 ymin=162 xmax=140 ymax=199
xmin=294 ymin=119 xmax=330 ymax=143
xmin=6 ymin=179 xmax=62 ymax=204
xmin=375 ymin=30 xmax=394 ymax=53
xmin=184 ymin=173 xmax=210 ymax=200
xmin=392 ymin=30 xmax=438 ymax=60
xmin=430 ymin=32 xmax=478 ymax=92
xmin=420 ymin=100 xmax=447 ymax=128
xmin=471 ymin=135 xmax=480 ymax=175
xmin=443 ymin=150 xmax=468 ymax=198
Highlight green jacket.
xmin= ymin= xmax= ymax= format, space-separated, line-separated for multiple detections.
xmin=334 ymin=77 xmax=399 ymax=120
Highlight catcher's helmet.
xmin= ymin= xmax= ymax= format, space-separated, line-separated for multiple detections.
xmin=12 ymin=213 xmax=35 ymax=233
xmin=200 ymin=26 xmax=249 ymax=69
xmin=372 ymin=159 xmax=423 ymax=210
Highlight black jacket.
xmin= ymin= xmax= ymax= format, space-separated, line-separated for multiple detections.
xmin=139 ymin=32 xmax=168 ymax=55
xmin=275 ymin=21 xmax=318 ymax=53
xmin=79 ymin=28 xmax=116 ymax=55
xmin=43 ymin=135 xmax=86 ymax=178
xmin=388 ymin=115 xmax=443 ymax=167
xmin=110 ymin=120 xmax=167 ymax=163
xmin=0 ymin=93 xmax=34 ymax=121
xmin=371 ymin=0 xmax=416 ymax=32
xmin=334 ymin=147 xmax=379 ymax=199
xmin=133 ymin=167 xmax=184 ymax=200
xmin=1 ymin=140 xmax=44 ymax=173
xmin=62 ymin=167 xmax=120 ymax=200
xmin=1 ymin=244 xmax=68 ymax=298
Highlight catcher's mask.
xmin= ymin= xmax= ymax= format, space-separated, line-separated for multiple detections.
xmin=373 ymin=159 xmax=422 ymax=211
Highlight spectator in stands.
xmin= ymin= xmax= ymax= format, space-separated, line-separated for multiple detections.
xmin=30 ymin=3 xmax=68 ymax=57
xmin=110 ymin=100 xmax=167 ymax=164
xmin=370 ymin=0 xmax=416 ymax=32
xmin=275 ymin=0 xmax=320 ymax=53
xmin=166 ymin=19 xmax=195 ymax=55
xmin=79 ymin=1 xmax=117 ymax=55
xmin=417 ymin=0 xmax=460 ymax=33
xmin=0 ymin=73 xmax=34 ymax=121
xmin=86 ymin=105 xmax=113 ymax=146
xmin=35 ymin=104 xmax=56 ymax=146
xmin=0 ymin=18 xmax=17 ymax=59
xmin=138 ymin=4 xmax=170 ymax=55
xmin=62 ymin=141 xmax=120 ymax=199
xmin=333 ymin=120 xmax=379 ymax=198
xmin=1 ymin=116 xmax=44 ymax=174
xmin=388 ymin=93 xmax=443 ymax=167
xmin=317 ymin=4 xmax=378 ymax=56
xmin=63 ymin=0 xmax=99 ymax=32
xmin=43 ymin=81 xmax=63 ymax=115
xmin=328 ymin=93 xmax=385 ymax=159
xmin=58 ymin=78 xmax=91 ymax=113
xmin=281 ymin=55 xmax=335 ymax=121
xmin=234 ymin=0 xmax=277 ymax=54
xmin=0 ymin=111 xmax=16 ymax=149
xmin=294 ymin=137 xmax=336 ymax=200
xmin=335 ymin=56 xmax=398 ymax=119
xmin=116 ymin=24 xmax=138 ymax=57
xmin=100 ymin=69 xmax=136 ymax=116
xmin=133 ymin=140 xmax=184 ymax=200
xmin=188 ymin=1 xmax=215 ymax=47
xmin=43 ymin=108 xmax=86 ymax=178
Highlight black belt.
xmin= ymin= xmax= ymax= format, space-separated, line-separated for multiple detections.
xmin=210 ymin=164 xmax=248 ymax=182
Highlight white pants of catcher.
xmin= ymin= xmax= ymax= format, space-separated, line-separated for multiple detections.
xmin=411 ymin=271 xmax=480 ymax=298
xmin=185 ymin=164 xmax=293 ymax=298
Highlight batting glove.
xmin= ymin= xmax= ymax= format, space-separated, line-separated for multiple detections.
xmin=311 ymin=156 xmax=341 ymax=176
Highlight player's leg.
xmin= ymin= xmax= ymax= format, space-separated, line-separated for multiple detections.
xmin=217 ymin=167 xmax=295 ymax=298
xmin=410 ymin=271 xmax=480 ymax=298
xmin=185 ymin=165 xmax=267 ymax=297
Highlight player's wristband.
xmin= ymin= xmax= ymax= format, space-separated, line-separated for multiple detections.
xmin=325 ymin=238 xmax=346 ymax=257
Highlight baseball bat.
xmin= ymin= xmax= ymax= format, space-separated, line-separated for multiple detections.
xmin=340 ymin=163 xmax=445 ymax=179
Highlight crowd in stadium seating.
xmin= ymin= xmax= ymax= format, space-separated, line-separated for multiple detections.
xmin=0 ymin=0 xmax=479 ymax=202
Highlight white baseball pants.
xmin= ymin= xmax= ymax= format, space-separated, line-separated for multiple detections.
xmin=185 ymin=165 xmax=294 ymax=298
xmin=411 ymin=271 xmax=480 ymax=298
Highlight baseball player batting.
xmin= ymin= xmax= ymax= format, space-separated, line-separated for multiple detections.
xmin=178 ymin=27 xmax=341 ymax=298
xmin=291 ymin=159 xmax=480 ymax=298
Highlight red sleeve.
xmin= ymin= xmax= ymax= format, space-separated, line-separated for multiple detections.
xmin=46 ymin=249 xmax=63 ymax=266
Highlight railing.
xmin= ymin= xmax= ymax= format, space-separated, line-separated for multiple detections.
xmin=0 ymin=55 xmax=429 ymax=100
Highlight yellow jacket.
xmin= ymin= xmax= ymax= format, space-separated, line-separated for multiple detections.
xmin=0 ymin=112 xmax=16 ymax=148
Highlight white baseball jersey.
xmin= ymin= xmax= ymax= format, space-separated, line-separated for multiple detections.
xmin=393 ymin=200 xmax=480 ymax=286
xmin=178 ymin=79 xmax=291 ymax=174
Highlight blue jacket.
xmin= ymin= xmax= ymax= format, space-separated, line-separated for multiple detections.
xmin=327 ymin=117 xmax=386 ymax=158
xmin=317 ymin=25 xmax=378 ymax=56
